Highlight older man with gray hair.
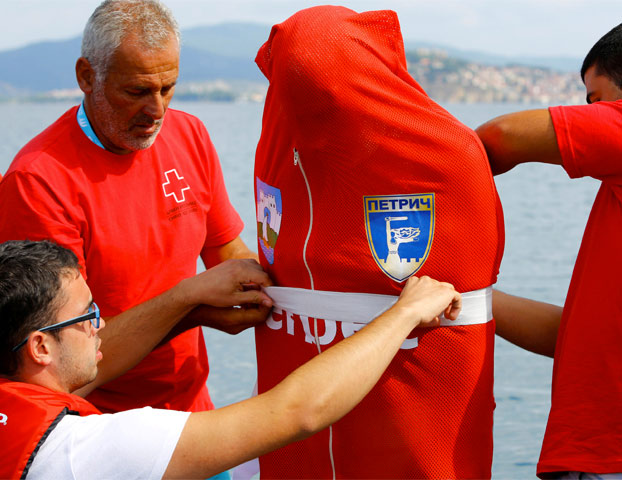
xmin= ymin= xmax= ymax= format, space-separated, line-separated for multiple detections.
xmin=0 ymin=0 xmax=261 ymax=427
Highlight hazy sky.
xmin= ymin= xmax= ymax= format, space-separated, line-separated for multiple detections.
xmin=2 ymin=0 xmax=620 ymax=58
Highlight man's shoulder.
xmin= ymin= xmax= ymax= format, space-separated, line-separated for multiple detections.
xmin=158 ymin=108 xmax=214 ymax=151
xmin=164 ymin=107 xmax=205 ymax=129
xmin=8 ymin=106 xmax=80 ymax=176
xmin=28 ymin=407 xmax=190 ymax=480
xmin=550 ymin=100 xmax=622 ymax=126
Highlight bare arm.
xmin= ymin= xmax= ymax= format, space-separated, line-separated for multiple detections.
xmin=475 ymin=109 xmax=563 ymax=175
xmin=202 ymin=236 xmax=259 ymax=266
xmin=476 ymin=110 xmax=564 ymax=355
xmin=493 ymin=289 xmax=562 ymax=358
xmin=163 ymin=276 xmax=461 ymax=479
xmin=75 ymin=259 xmax=272 ymax=396
xmin=156 ymin=302 xmax=272 ymax=346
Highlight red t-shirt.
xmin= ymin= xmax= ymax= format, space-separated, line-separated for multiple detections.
xmin=253 ymin=7 xmax=504 ymax=479
xmin=538 ymin=102 xmax=622 ymax=476
xmin=0 ymin=107 xmax=243 ymax=412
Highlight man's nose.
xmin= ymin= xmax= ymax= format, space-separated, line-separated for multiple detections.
xmin=91 ymin=316 xmax=105 ymax=334
xmin=143 ymin=93 xmax=166 ymax=119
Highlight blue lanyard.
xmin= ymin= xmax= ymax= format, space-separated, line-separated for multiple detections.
xmin=76 ymin=102 xmax=105 ymax=150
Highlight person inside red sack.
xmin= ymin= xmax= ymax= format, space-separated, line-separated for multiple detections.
xmin=252 ymin=6 xmax=504 ymax=479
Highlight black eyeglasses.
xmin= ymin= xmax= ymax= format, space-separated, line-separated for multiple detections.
xmin=12 ymin=303 xmax=100 ymax=352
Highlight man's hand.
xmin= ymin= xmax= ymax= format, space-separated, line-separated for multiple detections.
xmin=390 ymin=275 xmax=462 ymax=328
xmin=178 ymin=258 xmax=273 ymax=309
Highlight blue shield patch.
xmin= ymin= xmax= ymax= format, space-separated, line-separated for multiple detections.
xmin=256 ymin=177 xmax=283 ymax=265
xmin=364 ymin=194 xmax=435 ymax=282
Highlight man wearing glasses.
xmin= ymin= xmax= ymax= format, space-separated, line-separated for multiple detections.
xmin=0 ymin=240 xmax=461 ymax=480
xmin=11 ymin=304 xmax=100 ymax=353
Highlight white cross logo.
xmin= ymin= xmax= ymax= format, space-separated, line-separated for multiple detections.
xmin=162 ymin=169 xmax=190 ymax=203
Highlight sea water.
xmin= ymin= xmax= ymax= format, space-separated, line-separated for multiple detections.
xmin=0 ymin=100 xmax=598 ymax=479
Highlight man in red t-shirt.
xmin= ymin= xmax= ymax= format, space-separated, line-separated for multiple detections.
xmin=0 ymin=0 xmax=268 ymax=420
xmin=476 ymin=23 xmax=622 ymax=479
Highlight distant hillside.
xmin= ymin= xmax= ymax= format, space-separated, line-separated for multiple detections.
xmin=179 ymin=45 xmax=264 ymax=83
xmin=182 ymin=23 xmax=271 ymax=60
xmin=405 ymin=48 xmax=584 ymax=104
xmin=405 ymin=40 xmax=582 ymax=73
xmin=0 ymin=25 xmax=266 ymax=95
xmin=0 ymin=37 xmax=81 ymax=92
xmin=0 ymin=23 xmax=585 ymax=103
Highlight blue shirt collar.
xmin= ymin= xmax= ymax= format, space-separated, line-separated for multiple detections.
xmin=76 ymin=101 xmax=105 ymax=150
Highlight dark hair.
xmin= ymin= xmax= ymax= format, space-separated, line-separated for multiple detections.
xmin=0 ymin=240 xmax=80 ymax=376
xmin=581 ymin=23 xmax=622 ymax=88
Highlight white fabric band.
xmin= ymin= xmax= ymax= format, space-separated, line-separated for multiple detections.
xmin=263 ymin=285 xmax=493 ymax=327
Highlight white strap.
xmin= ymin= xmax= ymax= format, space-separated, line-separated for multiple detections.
xmin=264 ymin=285 xmax=492 ymax=327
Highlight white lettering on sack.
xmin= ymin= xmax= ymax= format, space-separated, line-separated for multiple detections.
xmin=267 ymin=308 xmax=418 ymax=350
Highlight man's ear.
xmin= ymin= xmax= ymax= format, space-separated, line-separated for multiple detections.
xmin=76 ymin=57 xmax=95 ymax=94
xmin=25 ymin=332 xmax=55 ymax=367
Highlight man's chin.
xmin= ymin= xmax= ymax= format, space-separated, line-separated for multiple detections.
xmin=124 ymin=132 xmax=160 ymax=152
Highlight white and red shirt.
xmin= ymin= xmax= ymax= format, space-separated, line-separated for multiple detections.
xmin=0 ymin=379 xmax=189 ymax=480
xmin=0 ymin=379 xmax=101 ymax=479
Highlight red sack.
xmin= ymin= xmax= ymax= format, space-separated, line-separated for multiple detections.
xmin=254 ymin=6 xmax=504 ymax=478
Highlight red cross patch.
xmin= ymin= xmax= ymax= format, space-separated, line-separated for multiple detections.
xmin=162 ymin=169 xmax=190 ymax=203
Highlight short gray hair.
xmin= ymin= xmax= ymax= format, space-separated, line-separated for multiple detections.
xmin=81 ymin=0 xmax=180 ymax=78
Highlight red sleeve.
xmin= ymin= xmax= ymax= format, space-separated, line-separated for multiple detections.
xmin=549 ymin=101 xmax=622 ymax=183
xmin=198 ymin=127 xmax=244 ymax=249
xmin=0 ymin=170 xmax=88 ymax=274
